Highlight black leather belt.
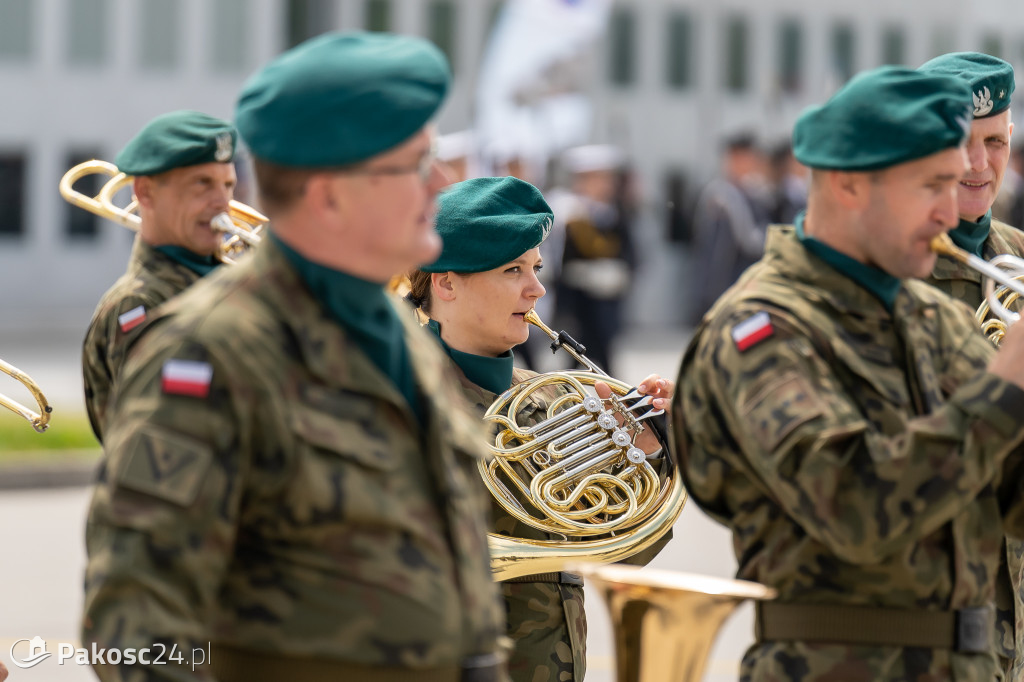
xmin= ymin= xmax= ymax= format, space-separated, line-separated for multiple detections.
xmin=756 ymin=602 xmax=993 ymax=653
xmin=502 ymin=571 xmax=584 ymax=587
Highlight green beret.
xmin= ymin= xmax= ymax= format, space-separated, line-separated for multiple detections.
xmin=919 ymin=52 xmax=1015 ymax=119
xmin=115 ymin=110 xmax=237 ymax=176
xmin=793 ymin=66 xmax=972 ymax=171
xmin=422 ymin=177 xmax=553 ymax=274
xmin=236 ymin=32 xmax=450 ymax=167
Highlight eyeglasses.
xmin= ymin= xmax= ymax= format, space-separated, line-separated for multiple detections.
xmin=340 ymin=141 xmax=438 ymax=184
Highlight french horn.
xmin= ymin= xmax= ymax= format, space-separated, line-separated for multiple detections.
xmin=484 ymin=310 xmax=686 ymax=581
xmin=0 ymin=357 xmax=52 ymax=433
xmin=931 ymin=233 xmax=1024 ymax=345
xmin=59 ymin=160 xmax=268 ymax=264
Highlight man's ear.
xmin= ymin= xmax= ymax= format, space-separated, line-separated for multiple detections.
xmin=133 ymin=176 xmax=155 ymax=209
xmin=432 ymin=272 xmax=457 ymax=302
xmin=828 ymin=170 xmax=872 ymax=211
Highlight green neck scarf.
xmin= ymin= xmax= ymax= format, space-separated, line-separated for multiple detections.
xmin=796 ymin=212 xmax=901 ymax=312
xmin=948 ymin=210 xmax=991 ymax=258
xmin=273 ymin=233 xmax=419 ymax=418
xmin=427 ymin=319 xmax=514 ymax=395
xmin=154 ymin=245 xmax=220 ymax=276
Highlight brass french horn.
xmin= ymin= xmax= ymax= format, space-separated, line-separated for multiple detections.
xmin=931 ymin=233 xmax=1024 ymax=345
xmin=59 ymin=160 xmax=268 ymax=264
xmin=483 ymin=310 xmax=686 ymax=581
xmin=0 ymin=357 xmax=52 ymax=433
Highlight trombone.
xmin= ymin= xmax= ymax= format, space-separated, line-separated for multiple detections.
xmin=931 ymin=233 xmax=1024 ymax=345
xmin=0 ymin=358 xmax=52 ymax=433
xmin=59 ymin=160 xmax=268 ymax=264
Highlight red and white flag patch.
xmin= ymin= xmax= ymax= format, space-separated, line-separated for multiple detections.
xmin=118 ymin=305 xmax=147 ymax=333
xmin=732 ymin=311 xmax=774 ymax=352
xmin=161 ymin=359 xmax=213 ymax=398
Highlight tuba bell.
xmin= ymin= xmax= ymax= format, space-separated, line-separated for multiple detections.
xmin=483 ymin=310 xmax=686 ymax=581
xmin=59 ymin=160 xmax=268 ymax=264
xmin=931 ymin=233 xmax=1024 ymax=345
xmin=0 ymin=357 xmax=52 ymax=433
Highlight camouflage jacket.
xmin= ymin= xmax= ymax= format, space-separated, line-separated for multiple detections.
xmin=926 ymin=218 xmax=1024 ymax=313
xmin=450 ymin=366 xmax=587 ymax=680
xmin=82 ymin=237 xmax=507 ymax=682
xmin=82 ymin=237 xmax=205 ymax=442
xmin=673 ymin=225 xmax=1024 ymax=681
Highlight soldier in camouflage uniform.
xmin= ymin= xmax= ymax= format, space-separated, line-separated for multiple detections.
xmin=672 ymin=66 xmax=1024 ymax=681
xmin=81 ymin=110 xmax=238 ymax=442
xmin=406 ymin=176 xmax=673 ymax=682
xmin=83 ymin=32 xmax=508 ymax=682
xmin=919 ymin=53 xmax=1024 ymax=680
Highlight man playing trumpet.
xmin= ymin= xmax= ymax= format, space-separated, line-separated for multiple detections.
xmin=673 ymin=66 xmax=1024 ymax=680
xmin=80 ymin=111 xmax=237 ymax=442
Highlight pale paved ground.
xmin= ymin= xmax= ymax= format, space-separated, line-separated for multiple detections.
xmin=0 ymin=326 xmax=753 ymax=682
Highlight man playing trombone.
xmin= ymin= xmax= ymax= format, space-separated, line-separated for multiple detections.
xmin=673 ymin=66 xmax=1024 ymax=680
xmin=917 ymin=51 xmax=1024 ymax=679
xmin=80 ymin=111 xmax=237 ymax=442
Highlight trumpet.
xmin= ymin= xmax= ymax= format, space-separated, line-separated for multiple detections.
xmin=483 ymin=310 xmax=686 ymax=581
xmin=59 ymin=160 xmax=268 ymax=264
xmin=0 ymin=358 xmax=52 ymax=433
xmin=931 ymin=233 xmax=1024 ymax=344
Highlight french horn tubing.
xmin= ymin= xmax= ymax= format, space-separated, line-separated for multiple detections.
xmin=0 ymin=357 xmax=52 ymax=433
xmin=59 ymin=160 xmax=268 ymax=264
xmin=484 ymin=309 xmax=686 ymax=581
xmin=931 ymin=233 xmax=1024 ymax=345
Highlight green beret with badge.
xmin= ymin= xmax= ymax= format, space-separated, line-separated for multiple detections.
xmin=919 ymin=51 xmax=1015 ymax=119
xmin=235 ymin=31 xmax=451 ymax=168
xmin=422 ymin=176 xmax=553 ymax=274
xmin=115 ymin=110 xmax=237 ymax=176
xmin=793 ymin=65 xmax=972 ymax=171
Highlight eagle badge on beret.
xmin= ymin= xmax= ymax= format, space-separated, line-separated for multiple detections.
xmin=214 ymin=133 xmax=233 ymax=162
xmin=974 ymin=86 xmax=994 ymax=116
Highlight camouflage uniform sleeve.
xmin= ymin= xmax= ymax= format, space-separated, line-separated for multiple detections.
xmin=688 ymin=307 xmax=1024 ymax=565
xmin=82 ymin=294 xmax=158 ymax=442
xmin=83 ymin=334 xmax=262 ymax=682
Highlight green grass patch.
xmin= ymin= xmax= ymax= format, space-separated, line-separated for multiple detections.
xmin=0 ymin=412 xmax=100 ymax=461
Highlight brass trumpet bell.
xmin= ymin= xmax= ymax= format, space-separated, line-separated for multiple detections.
xmin=59 ymin=160 xmax=268 ymax=264
xmin=0 ymin=357 xmax=52 ymax=433
xmin=576 ymin=563 xmax=776 ymax=682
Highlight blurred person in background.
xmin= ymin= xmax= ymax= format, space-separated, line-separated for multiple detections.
xmin=688 ymin=132 xmax=772 ymax=325
xmin=553 ymin=144 xmax=636 ymax=375
xmin=768 ymin=140 xmax=809 ymax=225
xmin=437 ymin=129 xmax=477 ymax=184
xmin=996 ymin=146 xmax=1024 ymax=229
xmin=80 ymin=110 xmax=237 ymax=443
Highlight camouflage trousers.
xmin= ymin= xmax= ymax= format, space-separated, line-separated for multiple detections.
xmin=501 ymin=581 xmax=586 ymax=682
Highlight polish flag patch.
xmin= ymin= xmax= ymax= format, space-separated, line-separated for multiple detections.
xmin=731 ymin=311 xmax=774 ymax=352
xmin=161 ymin=359 xmax=214 ymax=398
xmin=118 ymin=305 xmax=147 ymax=333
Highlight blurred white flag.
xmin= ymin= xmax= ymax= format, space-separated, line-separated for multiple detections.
xmin=475 ymin=0 xmax=613 ymax=175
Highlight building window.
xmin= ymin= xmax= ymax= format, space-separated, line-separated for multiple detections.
xmin=427 ymin=1 xmax=456 ymax=72
xmin=831 ymin=23 xmax=856 ymax=84
xmin=365 ymin=0 xmax=390 ymax=32
xmin=981 ymin=34 xmax=1003 ymax=59
xmin=286 ymin=0 xmax=335 ymax=48
xmin=139 ymin=0 xmax=181 ymax=69
xmin=0 ymin=0 xmax=32 ymax=60
xmin=778 ymin=19 xmax=803 ymax=93
xmin=0 ymin=154 xmax=26 ymax=237
xmin=67 ymin=0 xmax=108 ymax=66
xmin=881 ymin=25 xmax=905 ymax=65
xmin=609 ymin=7 xmax=636 ymax=87
xmin=208 ymin=0 xmax=250 ymax=72
xmin=64 ymin=151 xmax=103 ymax=240
xmin=723 ymin=16 xmax=749 ymax=92
xmin=666 ymin=11 xmax=694 ymax=90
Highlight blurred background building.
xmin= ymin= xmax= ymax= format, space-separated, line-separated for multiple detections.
xmin=2 ymin=0 xmax=1023 ymax=332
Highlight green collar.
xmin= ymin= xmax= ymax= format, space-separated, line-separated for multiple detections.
xmin=795 ymin=212 xmax=901 ymax=312
xmin=427 ymin=319 xmax=514 ymax=395
xmin=153 ymin=245 xmax=220 ymax=276
xmin=948 ymin=210 xmax=992 ymax=258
